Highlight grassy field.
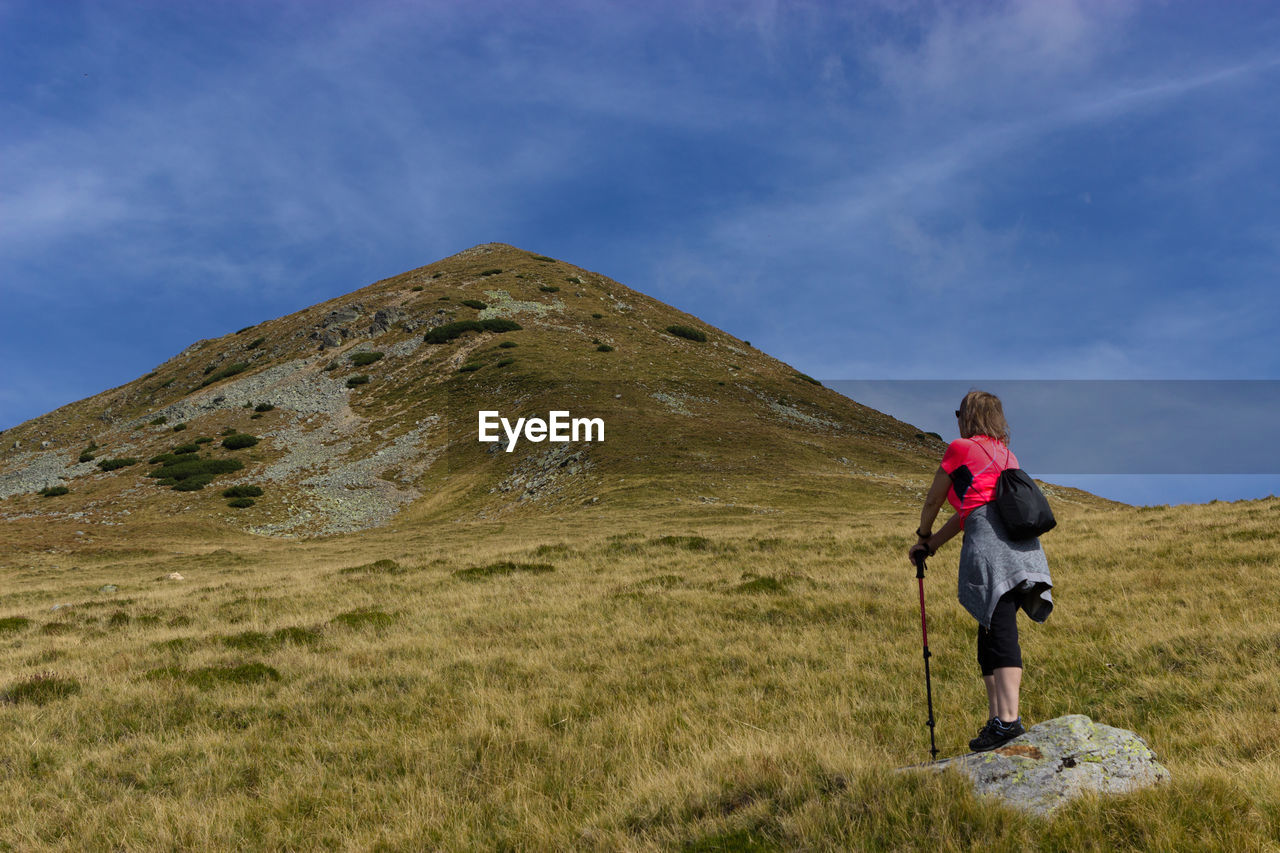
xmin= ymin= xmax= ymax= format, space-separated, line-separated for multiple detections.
xmin=1 ymin=493 xmax=1277 ymax=851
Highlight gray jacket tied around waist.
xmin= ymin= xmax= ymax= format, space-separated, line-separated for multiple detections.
xmin=957 ymin=502 xmax=1054 ymax=629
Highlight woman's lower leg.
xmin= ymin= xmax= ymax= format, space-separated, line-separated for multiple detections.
xmin=992 ymin=666 xmax=1022 ymax=722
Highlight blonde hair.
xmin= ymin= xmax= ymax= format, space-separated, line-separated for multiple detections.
xmin=957 ymin=390 xmax=1010 ymax=444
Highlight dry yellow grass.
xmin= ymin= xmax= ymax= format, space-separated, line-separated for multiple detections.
xmin=1 ymin=490 xmax=1277 ymax=850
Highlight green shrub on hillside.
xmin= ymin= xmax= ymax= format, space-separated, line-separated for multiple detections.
xmin=495 ymin=358 xmax=515 ymax=368
xmin=97 ymin=458 xmax=138 ymax=472
xmin=461 ymin=299 xmax=487 ymax=310
xmin=172 ymin=443 xmax=200 ymax=455
xmin=349 ymin=352 xmax=383 ymax=367
xmin=498 ymin=341 xmax=518 ymax=349
xmin=592 ymin=313 xmax=603 ymax=319
xmin=222 ymin=485 xmax=264 ymax=499
xmin=147 ymin=456 xmax=243 ymax=491
xmin=222 ymin=434 xmax=259 ymax=450
xmin=424 ymin=318 xmax=522 ymax=344
xmin=78 ymin=449 xmax=96 ymax=463
xmin=795 ymin=373 xmax=822 ymax=386
xmin=458 ymin=362 xmax=482 ymax=373
xmin=39 ymin=485 xmax=69 ymax=498
xmin=411 ymin=285 xmax=424 ymax=292
xmin=246 ymin=336 xmax=266 ymax=349
xmin=172 ymin=423 xmax=187 ymax=432
xmin=221 ymin=427 xmax=237 ymax=436
xmin=532 ymin=255 xmax=556 ymax=262
xmin=346 ymin=375 xmax=370 ymax=388
xmin=479 ymin=268 xmax=502 ymax=277
xmin=665 ymin=324 xmax=707 ymax=343
xmin=150 ymin=416 xmax=168 ymax=425
xmin=254 ymin=402 xmax=275 ymax=412
xmin=539 ymin=285 xmax=560 ymax=293
xmin=199 ymin=362 xmax=249 ymax=388
xmin=324 ymin=360 xmax=339 ymax=371
xmin=236 ymin=325 xmax=254 ymax=335
xmin=565 ymin=276 xmax=583 ymax=284
xmin=149 ymin=453 xmax=187 ymax=465
xmin=227 ymin=497 xmax=256 ymax=508
xmin=195 ymin=437 xmax=213 ymax=444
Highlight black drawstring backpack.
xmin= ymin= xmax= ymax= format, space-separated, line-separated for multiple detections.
xmin=976 ymin=440 xmax=1057 ymax=541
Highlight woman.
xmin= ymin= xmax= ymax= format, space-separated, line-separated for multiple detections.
xmin=908 ymin=390 xmax=1054 ymax=752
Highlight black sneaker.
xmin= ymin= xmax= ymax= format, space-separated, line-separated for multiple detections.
xmin=969 ymin=718 xmax=1026 ymax=752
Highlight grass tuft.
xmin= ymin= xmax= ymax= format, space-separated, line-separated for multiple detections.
xmin=339 ymin=559 xmax=406 ymax=575
xmin=653 ymin=535 xmax=712 ymax=551
xmin=1 ymin=673 xmax=81 ymax=706
xmin=147 ymin=662 xmax=281 ymax=690
xmin=452 ymin=561 xmax=555 ymax=580
xmin=223 ymin=626 xmax=323 ymax=652
xmin=0 ymin=616 xmax=31 ymax=634
xmin=732 ymin=575 xmax=788 ymax=594
xmin=330 ymin=609 xmax=397 ymax=631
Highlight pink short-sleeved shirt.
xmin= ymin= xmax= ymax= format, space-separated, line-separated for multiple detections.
xmin=940 ymin=435 xmax=1017 ymax=522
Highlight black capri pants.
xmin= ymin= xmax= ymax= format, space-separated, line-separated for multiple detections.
xmin=977 ymin=588 xmax=1023 ymax=675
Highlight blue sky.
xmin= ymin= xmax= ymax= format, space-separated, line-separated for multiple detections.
xmin=3 ymin=1 xmax=1279 ymax=505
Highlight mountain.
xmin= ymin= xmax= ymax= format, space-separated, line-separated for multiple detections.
xmin=0 ymin=243 xmax=1104 ymax=541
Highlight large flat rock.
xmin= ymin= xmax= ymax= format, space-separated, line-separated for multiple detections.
xmin=910 ymin=714 xmax=1171 ymax=815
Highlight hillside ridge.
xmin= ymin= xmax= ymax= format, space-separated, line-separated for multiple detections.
xmin=0 ymin=243 xmax=1109 ymax=540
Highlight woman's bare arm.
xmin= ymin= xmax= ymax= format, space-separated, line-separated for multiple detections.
xmin=911 ymin=467 xmax=964 ymax=560
xmin=917 ymin=467 xmax=951 ymax=535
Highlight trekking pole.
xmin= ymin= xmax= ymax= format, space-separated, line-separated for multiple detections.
xmin=913 ymin=550 xmax=939 ymax=761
